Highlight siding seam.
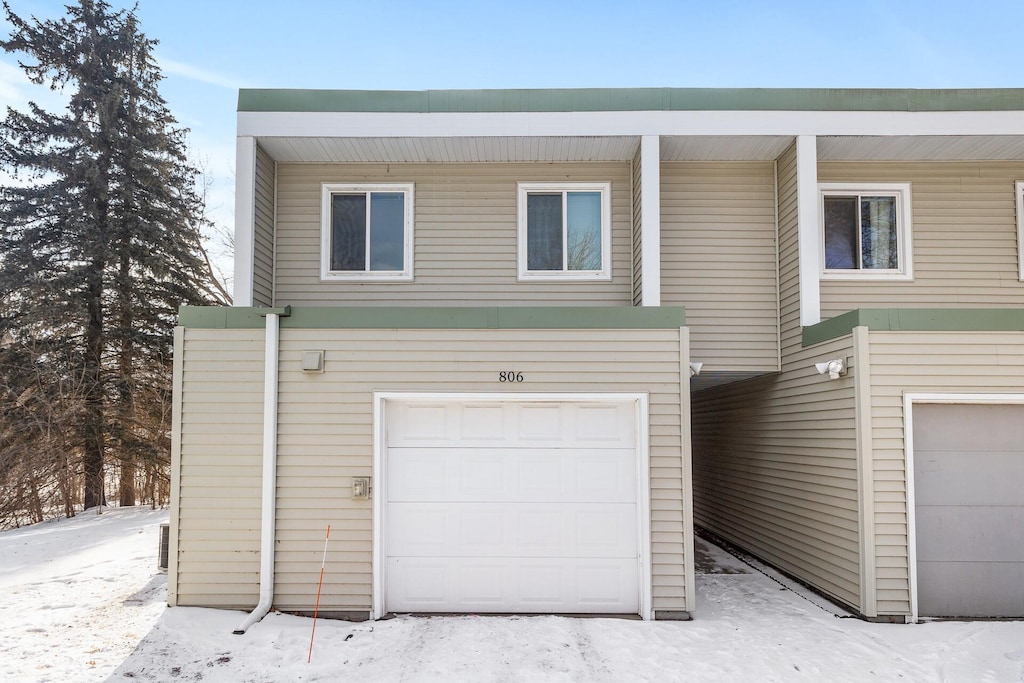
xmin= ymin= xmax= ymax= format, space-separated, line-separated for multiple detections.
xmin=679 ymin=326 xmax=696 ymax=611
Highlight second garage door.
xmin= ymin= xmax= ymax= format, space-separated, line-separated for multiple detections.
xmin=913 ymin=402 xmax=1024 ymax=618
xmin=384 ymin=397 xmax=642 ymax=615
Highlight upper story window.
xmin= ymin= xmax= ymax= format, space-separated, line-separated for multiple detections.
xmin=819 ymin=183 xmax=913 ymax=280
xmin=320 ymin=183 xmax=414 ymax=281
xmin=1016 ymin=181 xmax=1024 ymax=281
xmin=517 ymin=182 xmax=612 ymax=281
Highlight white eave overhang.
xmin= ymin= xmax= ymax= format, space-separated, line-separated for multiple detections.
xmin=240 ymin=110 xmax=1024 ymax=164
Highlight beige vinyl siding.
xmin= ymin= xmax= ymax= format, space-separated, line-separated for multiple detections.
xmin=252 ymin=145 xmax=276 ymax=307
xmin=818 ymin=162 xmax=1024 ymax=318
xmin=271 ymin=327 xmax=689 ymax=614
xmin=174 ymin=329 xmax=265 ymax=608
xmin=866 ymin=330 xmax=1024 ymax=615
xmin=274 ymin=163 xmax=633 ymax=307
xmin=777 ymin=144 xmax=801 ymax=356
xmin=632 ymin=146 xmax=643 ymax=306
xmin=661 ymin=162 xmax=780 ymax=371
xmin=691 ymin=335 xmax=861 ymax=609
xmin=691 ymin=144 xmax=864 ymax=611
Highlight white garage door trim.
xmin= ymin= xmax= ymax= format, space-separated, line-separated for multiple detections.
xmin=371 ymin=391 xmax=652 ymax=621
xmin=904 ymin=392 xmax=1024 ymax=623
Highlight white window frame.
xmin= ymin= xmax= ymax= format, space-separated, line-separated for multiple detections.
xmin=1016 ymin=181 xmax=1024 ymax=281
xmin=819 ymin=182 xmax=913 ymax=281
xmin=516 ymin=182 xmax=612 ymax=281
xmin=320 ymin=183 xmax=414 ymax=281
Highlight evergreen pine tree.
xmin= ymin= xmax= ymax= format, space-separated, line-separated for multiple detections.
xmin=0 ymin=0 xmax=224 ymax=517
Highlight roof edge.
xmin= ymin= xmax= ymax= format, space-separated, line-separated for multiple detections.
xmin=237 ymin=88 xmax=1024 ymax=114
xmin=803 ymin=308 xmax=1024 ymax=346
xmin=178 ymin=305 xmax=687 ymax=330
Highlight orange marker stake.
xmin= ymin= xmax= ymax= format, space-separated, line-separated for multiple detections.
xmin=308 ymin=524 xmax=330 ymax=663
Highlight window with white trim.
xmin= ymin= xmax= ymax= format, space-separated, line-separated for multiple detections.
xmin=517 ymin=182 xmax=612 ymax=280
xmin=1016 ymin=181 xmax=1024 ymax=281
xmin=819 ymin=182 xmax=913 ymax=280
xmin=320 ymin=183 xmax=414 ymax=281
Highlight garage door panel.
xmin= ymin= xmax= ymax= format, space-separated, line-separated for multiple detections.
xmin=461 ymin=404 xmax=507 ymax=440
xmin=916 ymin=506 xmax=1024 ymax=562
xmin=913 ymin=402 xmax=1024 ymax=618
xmin=575 ymin=404 xmax=635 ymax=442
xmin=387 ymin=557 xmax=639 ymax=613
xmin=392 ymin=403 xmax=451 ymax=442
xmin=385 ymin=397 xmax=642 ymax=615
xmin=574 ymin=452 xmax=636 ymax=498
xmin=388 ymin=502 xmax=637 ymax=558
xmin=389 ymin=448 xmax=636 ymax=503
xmin=915 ymin=451 xmax=1024 ymax=506
xmin=387 ymin=401 xmax=636 ymax=449
xmin=915 ymin=404 xmax=1024 ymax=451
xmin=917 ymin=561 xmax=1024 ymax=618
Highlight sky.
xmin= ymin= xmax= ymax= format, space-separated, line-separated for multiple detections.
xmin=2 ymin=0 xmax=1024 ymax=278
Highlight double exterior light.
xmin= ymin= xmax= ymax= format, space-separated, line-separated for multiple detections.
xmin=814 ymin=358 xmax=846 ymax=380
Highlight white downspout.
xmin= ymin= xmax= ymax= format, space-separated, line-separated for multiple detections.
xmin=234 ymin=311 xmax=281 ymax=634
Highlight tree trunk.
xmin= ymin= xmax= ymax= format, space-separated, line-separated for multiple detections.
xmin=82 ymin=257 xmax=106 ymax=510
xmin=28 ymin=478 xmax=44 ymax=523
xmin=61 ymin=454 xmax=75 ymax=519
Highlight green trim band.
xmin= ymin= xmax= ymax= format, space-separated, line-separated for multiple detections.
xmin=178 ymin=306 xmax=686 ymax=330
xmin=238 ymin=88 xmax=1024 ymax=114
xmin=803 ymin=308 xmax=1024 ymax=346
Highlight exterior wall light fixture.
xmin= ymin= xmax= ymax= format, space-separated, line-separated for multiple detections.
xmin=814 ymin=359 xmax=846 ymax=380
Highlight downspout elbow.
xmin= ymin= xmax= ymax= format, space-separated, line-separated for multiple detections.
xmin=233 ymin=592 xmax=273 ymax=635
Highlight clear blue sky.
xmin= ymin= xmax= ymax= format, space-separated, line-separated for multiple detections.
xmin=3 ymin=0 xmax=1023 ymax=270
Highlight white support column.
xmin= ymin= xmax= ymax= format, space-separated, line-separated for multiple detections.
xmin=853 ymin=326 xmax=877 ymax=617
xmin=640 ymin=135 xmax=662 ymax=307
xmin=796 ymin=135 xmax=821 ymax=326
xmin=234 ymin=136 xmax=257 ymax=307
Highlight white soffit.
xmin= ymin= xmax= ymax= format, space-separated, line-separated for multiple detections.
xmin=254 ymin=133 xmax=1024 ymax=164
xmin=689 ymin=370 xmax=774 ymax=393
xmin=661 ymin=135 xmax=793 ymax=161
xmin=256 ymin=136 xmax=640 ymax=163
xmin=818 ymin=135 xmax=1024 ymax=161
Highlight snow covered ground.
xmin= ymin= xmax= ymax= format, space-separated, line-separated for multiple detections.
xmin=2 ymin=508 xmax=1023 ymax=682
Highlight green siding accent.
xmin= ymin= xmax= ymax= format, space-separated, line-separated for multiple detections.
xmin=238 ymin=88 xmax=1024 ymax=114
xmin=803 ymin=308 xmax=1024 ymax=346
xmin=179 ymin=306 xmax=685 ymax=330
xmin=175 ymin=307 xmax=280 ymax=329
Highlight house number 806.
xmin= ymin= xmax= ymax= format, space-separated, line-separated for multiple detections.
xmin=499 ymin=371 xmax=524 ymax=383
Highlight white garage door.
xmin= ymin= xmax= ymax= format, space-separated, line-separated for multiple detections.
xmin=384 ymin=398 xmax=641 ymax=614
xmin=913 ymin=403 xmax=1024 ymax=618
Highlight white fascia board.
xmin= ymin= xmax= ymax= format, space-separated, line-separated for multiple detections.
xmin=639 ymin=135 xmax=661 ymax=306
xmin=796 ymin=135 xmax=821 ymax=327
xmin=238 ymin=110 xmax=1024 ymax=139
xmin=234 ymin=136 xmax=256 ymax=307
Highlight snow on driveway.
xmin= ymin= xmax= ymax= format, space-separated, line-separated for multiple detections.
xmin=0 ymin=507 xmax=168 ymax=682
xmin=2 ymin=507 xmax=1024 ymax=682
